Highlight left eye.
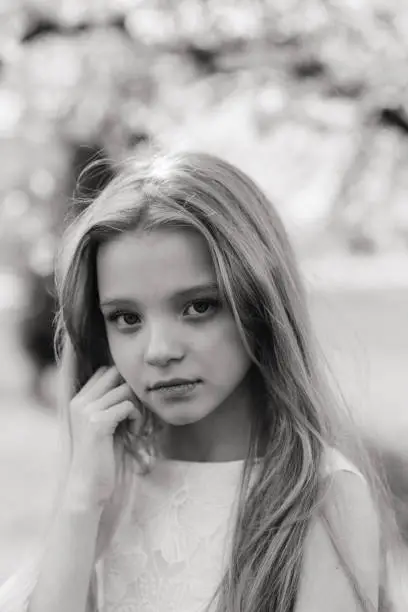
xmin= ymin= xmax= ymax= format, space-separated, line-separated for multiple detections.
xmin=184 ymin=299 xmax=218 ymax=317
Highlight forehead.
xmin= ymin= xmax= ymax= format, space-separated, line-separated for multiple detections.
xmin=96 ymin=227 xmax=217 ymax=301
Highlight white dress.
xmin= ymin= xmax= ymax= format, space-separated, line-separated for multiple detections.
xmin=0 ymin=448 xmax=364 ymax=612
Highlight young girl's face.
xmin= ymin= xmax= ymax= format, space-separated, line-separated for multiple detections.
xmin=97 ymin=227 xmax=252 ymax=428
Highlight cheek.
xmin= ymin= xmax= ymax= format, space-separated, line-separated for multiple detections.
xmin=199 ymin=316 xmax=251 ymax=374
xmin=106 ymin=334 xmax=140 ymax=379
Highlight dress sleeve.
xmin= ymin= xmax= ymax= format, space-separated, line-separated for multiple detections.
xmin=321 ymin=446 xmax=366 ymax=482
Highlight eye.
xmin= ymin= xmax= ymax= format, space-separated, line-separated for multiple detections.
xmin=184 ymin=299 xmax=220 ymax=317
xmin=106 ymin=311 xmax=140 ymax=328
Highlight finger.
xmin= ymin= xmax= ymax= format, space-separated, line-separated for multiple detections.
xmin=127 ymin=407 xmax=141 ymax=420
xmin=81 ymin=367 xmax=123 ymax=402
xmin=76 ymin=366 xmax=110 ymax=399
xmin=127 ymin=408 xmax=143 ymax=434
xmin=93 ymin=383 xmax=133 ymax=411
xmin=93 ymin=401 xmax=138 ymax=432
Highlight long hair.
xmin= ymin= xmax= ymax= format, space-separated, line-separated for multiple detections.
xmin=53 ymin=150 xmax=402 ymax=611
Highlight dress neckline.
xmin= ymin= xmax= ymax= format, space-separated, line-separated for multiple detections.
xmin=154 ymin=456 xmax=262 ymax=468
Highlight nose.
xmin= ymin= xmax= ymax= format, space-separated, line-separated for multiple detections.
xmin=143 ymin=321 xmax=184 ymax=367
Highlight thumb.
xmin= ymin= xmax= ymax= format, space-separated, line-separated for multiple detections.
xmin=128 ymin=406 xmax=143 ymax=434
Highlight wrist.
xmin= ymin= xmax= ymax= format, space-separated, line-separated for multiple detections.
xmin=62 ymin=478 xmax=105 ymax=518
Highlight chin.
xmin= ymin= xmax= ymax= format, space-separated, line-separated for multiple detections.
xmin=152 ymin=405 xmax=212 ymax=427
xmin=160 ymin=413 xmax=205 ymax=427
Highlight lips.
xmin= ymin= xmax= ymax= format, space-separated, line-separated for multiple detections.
xmin=148 ymin=378 xmax=201 ymax=391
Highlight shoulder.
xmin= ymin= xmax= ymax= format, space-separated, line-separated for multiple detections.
xmin=318 ymin=447 xmax=377 ymax=541
xmin=295 ymin=449 xmax=380 ymax=611
xmin=318 ymin=463 xmax=379 ymax=557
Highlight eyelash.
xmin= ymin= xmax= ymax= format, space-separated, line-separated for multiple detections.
xmin=106 ymin=298 xmax=221 ymax=329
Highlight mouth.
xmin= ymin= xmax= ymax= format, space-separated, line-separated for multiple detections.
xmin=148 ymin=378 xmax=201 ymax=391
xmin=147 ymin=379 xmax=202 ymax=397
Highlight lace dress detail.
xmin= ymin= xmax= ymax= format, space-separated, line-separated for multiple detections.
xmin=96 ymin=459 xmax=245 ymax=612
xmin=96 ymin=448 xmax=363 ymax=612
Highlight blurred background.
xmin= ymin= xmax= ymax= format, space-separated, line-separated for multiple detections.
xmin=0 ymin=0 xmax=407 ymax=601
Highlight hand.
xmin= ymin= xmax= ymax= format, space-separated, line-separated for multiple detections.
xmin=65 ymin=366 xmax=138 ymax=512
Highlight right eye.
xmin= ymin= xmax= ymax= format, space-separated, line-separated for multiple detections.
xmin=106 ymin=311 xmax=141 ymax=328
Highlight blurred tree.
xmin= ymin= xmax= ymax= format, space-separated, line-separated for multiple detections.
xmin=1 ymin=0 xmax=408 ymax=260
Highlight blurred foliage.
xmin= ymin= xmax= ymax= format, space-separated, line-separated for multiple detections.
xmin=1 ymin=0 xmax=408 ymax=276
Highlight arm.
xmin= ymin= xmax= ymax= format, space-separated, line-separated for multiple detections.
xmin=26 ymin=365 xmax=137 ymax=612
xmin=0 ymin=499 xmax=106 ymax=612
xmin=0 ymin=551 xmax=42 ymax=612
xmin=0 ymin=505 xmax=100 ymax=612
xmin=295 ymin=471 xmax=380 ymax=612
xmin=27 ymin=492 xmax=102 ymax=612
xmin=2 ymin=366 xmax=135 ymax=612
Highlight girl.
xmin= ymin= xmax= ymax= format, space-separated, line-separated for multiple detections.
xmin=0 ymin=150 xmax=405 ymax=612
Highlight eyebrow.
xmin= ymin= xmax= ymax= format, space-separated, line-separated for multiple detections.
xmin=99 ymin=281 xmax=220 ymax=309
